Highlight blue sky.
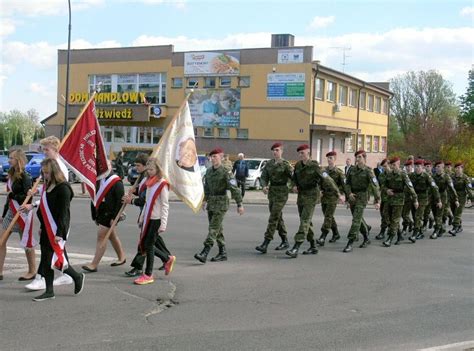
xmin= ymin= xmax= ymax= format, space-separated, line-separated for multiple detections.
xmin=1 ymin=0 xmax=473 ymax=119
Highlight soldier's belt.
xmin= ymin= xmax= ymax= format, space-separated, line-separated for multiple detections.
xmin=298 ymin=185 xmax=318 ymax=191
xmin=209 ymin=193 xmax=227 ymax=197
xmin=270 ymin=183 xmax=288 ymax=186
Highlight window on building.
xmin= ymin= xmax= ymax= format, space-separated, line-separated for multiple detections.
xmin=326 ymin=81 xmax=336 ymax=102
xmin=360 ymin=91 xmax=366 ymax=110
xmin=187 ymin=78 xmax=199 ymax=88
xmin=152 ymin=128 xmax=163 ymax=143
xmin=138 ymin=127 xmax=152 ymax=144
xmin=112 ymin=126 xmax=126 ymax=142
xmin=204 ymin=77 xmax=216 ymax=88
xmin=219 ymin=77 xmax=231 ymax=87
xmin=375 ymin=97 xmax=381 ymax=113
xmin=338 ymin=85 xmax=348 ymax=105
xmin=139 ymin=73 xmax=166 ymax=104
xmin=357 ymin=134 xmax=364 ymax=150
xmin=345 ymin=134 xmax=355 ymax=153
xmin=367 ymin=94 xmax=374 ymax=112
xmin=238 ymin=76 xmax=250 ymax=87
xmin=349 ymin=88 xmax=357 ymax=107
xmin=102 ymin=126 xmax=113 ymax=142
xmin=329 ymin=136 xmax=335 ymax=151
xmin=383 ymin=98 xmax=389 ymax=114
xmin=203 ymin=127 xmax=214 ymax=137
xmin=172 ymin=77 xmax=183 ymax=88
xmin=217 ymin=128 xmax=229 ymax=138
xmin=315 ymin=78 xmax=324 ymax=100
xmin=237 ymin=128 xmax=248 ymax=139
xmin=89 ymin=74 xmax=112 ymax=93
xmin=381 ymin=136 xmax=387 ymax=152
xmin=365 ymin=135 xmax=372 ymax=152
xmin=373 ymin=136 xmax=380 ymax=152
xmin=117 ymin=74 xmax=137 ymax=101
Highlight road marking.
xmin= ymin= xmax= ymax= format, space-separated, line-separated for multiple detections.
xmin=418 ymin=340 xmax=474 ymax=350
xmin=7 ymin=246 xmax=115 ymax=261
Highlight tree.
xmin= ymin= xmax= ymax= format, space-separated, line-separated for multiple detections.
xmin=0 ymin=126 xmax=4 ymax=150
xmin=0 ymin=109 xmax=41 ymax=147
xmin=459 ymin=68 xmax=474 ymax=126
xmin=16 ymin=130 xmax=23 ymax=145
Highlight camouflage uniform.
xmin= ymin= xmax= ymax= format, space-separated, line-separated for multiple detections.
xmin=409 ymin=172 xmax=440 ymax=240
xmin=381 ymin=168 xmax=417 ymax=246
xmin=343 ymin=165 xmax=380 ymax=251
xmin=375 ymin=170 xmax=390 ymax=240
xmin=450 ymin=173 xmax=473 ymax=234
xmin=317 ymin=166 xmax=345 ymax=245
xmin=194 ymin=164 xmax=242 ymax=263
xmin=260 ymin=158 xmax=293 ymax=243
xmin=401 ymin=186 xmax=415 ymax=234
xmin=432 ymin=172 xmax=458 ymax=237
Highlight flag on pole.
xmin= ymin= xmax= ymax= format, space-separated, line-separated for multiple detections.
xmin=59 ymin=96 xmax=109 ymax=199
xmin=152 ymin=100 xmax=204 ymax=212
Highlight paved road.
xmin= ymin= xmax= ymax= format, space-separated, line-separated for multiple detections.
xmin=1 ymin=196 xmax=473 ymax=350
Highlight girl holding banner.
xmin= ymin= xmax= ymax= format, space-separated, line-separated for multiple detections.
xmin=20 ymin=158 xmax=84 ymax=302
xmin=0 ymin=150 xmax=35 ymax=281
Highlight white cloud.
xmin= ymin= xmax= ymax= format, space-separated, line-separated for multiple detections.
xmin=308 ymin=16 xmax=335 ymax=30
xmin=460 ymin=6 xmax=474 ymax=16
xmin=1 ymin=0 xmax=105 ymax=17
xmin=0 ymin=18 xmax=17 ymax=37
xmin=29 ymin=82 xmax=55 ymax=98
xmin=133 ymin=0 xmax=186 ymax=9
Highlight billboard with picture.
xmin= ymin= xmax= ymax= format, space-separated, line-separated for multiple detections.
xmin=188 ymin=88 xmax=241 ymax=127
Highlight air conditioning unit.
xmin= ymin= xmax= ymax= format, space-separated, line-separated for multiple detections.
xmin=334 ymin=103 xmax=342 ymax=112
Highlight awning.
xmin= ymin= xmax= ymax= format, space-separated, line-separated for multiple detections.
xmin=310 ymin=124 xmax=360 ymax=133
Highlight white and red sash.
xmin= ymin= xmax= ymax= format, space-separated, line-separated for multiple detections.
xmin=93 ymin=175 xmax=121 ymax=209
xmin=39 ymin=187 xmax=68 ymax=271
xmin=138 ymin=179 xmax=168 ymax=254
xmin=6 ymin=179 xmax=36 ymax=248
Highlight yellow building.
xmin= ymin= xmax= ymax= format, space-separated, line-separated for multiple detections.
xmin=45 ymin=34 xmax=391 ymax=166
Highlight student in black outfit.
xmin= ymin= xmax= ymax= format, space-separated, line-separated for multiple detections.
xmin=20 ymin=158 xmax=84 ymax=301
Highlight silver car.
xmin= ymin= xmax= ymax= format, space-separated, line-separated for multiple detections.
xmin=244 ymin=158 xmax=269 ymax=190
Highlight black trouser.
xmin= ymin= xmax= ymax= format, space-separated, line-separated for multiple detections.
xmin=39 ymin=239 xmax=80 ymax=293
xmin=236 ymin=178 xmax=246 ymax=198
xmin=140 ymin=219 xmax=170 ymax=276
xmin=131 ymin=233 xmax=171 ymax=271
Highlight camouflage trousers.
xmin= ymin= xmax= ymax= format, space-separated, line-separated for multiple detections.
xmin=401 ymin=199 xmax=415 ymax=228
xmin=264 ymin=191 xmax=288 ymax=241
xmin=413 ymin=198 xmax=429 ymax=231
xmin=434 ymin=192 xmax=448 ymax=230
xmin=203 ymin=210 xmax=227 ymax=247
xmin=294 ymin=193 xmax=318 ymax=243
xmin=387 ymin=203 xmax=404 ymax=238
xmin=452 ymin=194 xmax=466 ymax=227
xmin=423 ymin=197 xmax=434 ymax=224
xmin=321 ymin=199 xmax=338 ymax=234
xmin=347 ymin=202 xmax=369 ymax=242
xmin=379 ymin=199 xmax=389 ymax=230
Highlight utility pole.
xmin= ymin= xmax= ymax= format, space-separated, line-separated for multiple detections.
xmin=329 ymin=46 xmax=351 ymax=73
xmin=63 ymin=0 xmax=72 ymax=138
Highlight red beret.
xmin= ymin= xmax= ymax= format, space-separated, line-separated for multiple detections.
xmin=454 ymin=162 xmax=463 ymax=168
xmin=424 ymin=160 xmax=432 ymax=166
xmin=390 ymin=156 xmax=400 ymax=164
xmin=209 ymin=148 xmax=224 ymax=156
xmin=271 ymin=142 xmax=283 ymax=150
xmin=297 ymin=144 xmax=310 ymax=152
xmin=404 ymin=160 xmax=413 ymax=166
xmin=434 ymin=161 xmax=443 ymax=167
xmin=414 ymin=159 xmax=424 ymax=165
xmin=354 ymin=150 xmax=366 ymax=157
xmin=444 ymin=161 xmax=452 ymax=166
xmin=325 ymin=151 xmax=337 ymax=157
xmin=380 ymin=158 xmax=388 ymax=166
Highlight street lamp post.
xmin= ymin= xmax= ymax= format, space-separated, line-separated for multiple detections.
xmin=63 ymin=0 xmax=72 ymax=138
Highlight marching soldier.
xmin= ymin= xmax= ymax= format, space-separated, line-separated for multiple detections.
xmin=401 ymin=160 xmax=415 ymax=235
xmin=422 ymin=160 xmax=435 ymax=231
xmin=449 ymin=162 xmax=473 ymax=235
xmin=316 ymin=151 xmax=345 ymax=247
xmin=382 ymin=157 xmax=418 ymax=247
xmin=286 ymin=146 xmax=342 ymax=258
xmin=375 ymin=158 xmax=391 ymax=240
xmin=343 ymin=150 xmax=380 ymax=253
xmin=444 ymin=161 xmax=455 ymax=225
xmin=194 ymin=148 xmax=244 ymax=263
xmin=409 ymin=159 xmax=441 ymax=241
xmin=431 ymin=161 xmax=458 ymax=239
xmin=256 ymin=143 xmax=293 ymax=254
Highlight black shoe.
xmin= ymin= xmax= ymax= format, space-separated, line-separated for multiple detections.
xmin=316 ymin=238 xmax=325 ymax=246
xmin=328 ymin=234 xmax=340 ymax=243
xmin=415 ymin=232 xmax=424 ymax=240
xmin=74 ymin=273 xmax=85 ymax=295
xmin=342 ymin=241 xmax=354 ymax=253
xmin=256 ymin=239 xmax=270 ymax=254
xmin=394 ymin=236 xmax=403 ymax=245
xmin=275 ymin=239 xmax=289 ymax=250
xmin=438 ymin=227 xmax=445 ymax=237
xmin=430 ymin=230 xmax=438 ymax=239
xmin=33 ymin=291 xmax=55 ymax=302
xmin=375 ymin=228 xmax=386 ymax=240
xmin=302 ymin=246 xmax=318 ymax=255
xmin=448 ymin=226 xmax=458 ymax=236
xmin=383 ymin=238 xmax=392 ymax=247
xmin=194 ymin=245 xmax=211 ymax=263
xmin=210 ymin=246 xmax=227 ymax=262
xmin=408 ymin=233 xmax=417 ymax=243
xmin=359 ymin=239 xmax=370 ymax=248
xmin=428 ymin=217 xmax=434 ymax=229
xmin=285 ymin=242 xmax=301 ymax=258
xmin=125 ymin=268 xmax=143 ymax=277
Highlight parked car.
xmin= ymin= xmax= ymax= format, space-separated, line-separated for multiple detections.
xmin=25 ymin=153 xmax=46 ymax=180
xmin=0 ymin=152 xmax=41 ymax=181
xmin=244 ymin=158 xmax=269 ymax=190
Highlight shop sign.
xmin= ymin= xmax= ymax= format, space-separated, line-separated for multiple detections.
xmin=267 ymin=73 xmax=305 ymax=101
xmin=69 ymin=92 xmax=147 ymax=104
xmin=277 ymin=49 xmax=304 ymax=64
xmin=184 ymin=52 xmax=240 ymax=76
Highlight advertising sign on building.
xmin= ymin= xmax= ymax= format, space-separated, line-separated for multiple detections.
xmin=267 ymin=73 xmax=305 ymax=101
xmin=187 ymin=88 xmax=240 ymax=127
xmin=278 ymin=49 xmax=304 ymax=64
xmin=184 ymin=52 xmax=240 ymax=76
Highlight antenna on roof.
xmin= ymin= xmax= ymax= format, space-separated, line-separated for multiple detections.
xmin=329 ymin=46 xmax=351 ymax=73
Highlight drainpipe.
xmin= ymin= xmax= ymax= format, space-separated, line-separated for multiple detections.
xmin=310 ymin=62 xmax=320 ymax=157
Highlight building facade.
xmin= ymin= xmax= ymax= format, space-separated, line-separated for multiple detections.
xmin=45 ymin=34 xmax=391 ymax=167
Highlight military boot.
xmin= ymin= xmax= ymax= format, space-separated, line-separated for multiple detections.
xmin=194 ymin=245 xmax=211 ymax=263
xmin=430 ymin=228 xmax=438 ymax=239
xmin=375 ymin=227 xmax=386 ymax=240
xmin=342 ymin=240 xmax=354 ymax=253
xmin=450 ymin=225 xmax=463 ymax=235
xmin=275 ymin=237 xmax=289 ymax=250
xmin=383 ymin=234 xmax=394 ymax=247
xmin=394 ymin=228 xmax=404 ymax=245
xmin=328 ymin=227 xmax=341 ymax=243
xmin=408 ymin=230 xmax=417 ymax=243
xmin=422 ymin=218 xmax=428 ymax=231
xmin=428 ymin=216 xmax=434 ymax=229
xmin=359 ymin=232 xmax=371 ymax=248
xmin=302 ymin=240 xmax=318 ymax=255
xmin=401 ymin=223 xmax=408 ymax=236
xmin=438 ymin=226 xmax=445 ymax=237
xmin=415 ymin=230 xmax=425 ymax=240
xmin=255 ymin=238 xmax=271 ymax=254
xmin=285 ymin=242 xmax=302 ymax=258
xmin=316 ymin=229 xmax=329 ymax=246
xmin=210 ymin=245 xmax=227 ymax=262
xmin=448 ymin=214 xmax=453 ymax=226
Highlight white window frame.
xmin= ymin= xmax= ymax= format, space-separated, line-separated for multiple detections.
xmin=338 ymin=85 xmax=348 ymax=105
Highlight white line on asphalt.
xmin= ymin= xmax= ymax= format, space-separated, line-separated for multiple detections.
xmin=418 ymin=340 xmax=474 ymax=350
xmin=7 ymin=247 xmax=115 ymax=261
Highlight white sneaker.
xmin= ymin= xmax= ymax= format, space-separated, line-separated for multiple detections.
xmin=25 ymin=275 xmax=45 ymax=291
xmin=53 ymin=273 xmax=73 ymax=286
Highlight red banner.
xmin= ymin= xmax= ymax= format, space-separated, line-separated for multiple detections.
xmin=59 ymin=99 xmax=109 ymax=199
